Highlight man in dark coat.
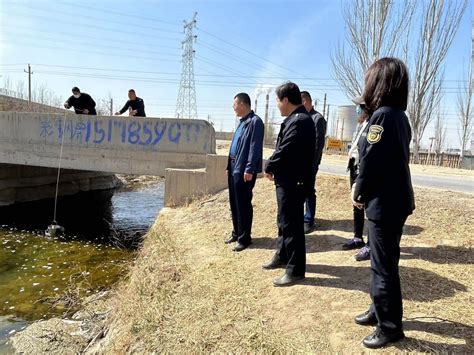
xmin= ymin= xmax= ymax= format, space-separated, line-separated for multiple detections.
xmin=301 ymin=91 xmax=326 ymax=233
xmin=115 ymin=89 xmax=146 ymax=117
xmin=262 ymin=82 xmax=315 ymax=287
xmin=64 ymin=87 xmax=97 ymax=115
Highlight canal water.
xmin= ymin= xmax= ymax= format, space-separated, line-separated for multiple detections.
xmin=0 ymin=179 xmax=164 ymax=351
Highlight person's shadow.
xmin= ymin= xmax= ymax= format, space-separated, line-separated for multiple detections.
xmin=395 ymin=318 xmax=473 ymax=353
xmin=302 ymin=264 xmax=467 ymax=302
xmin=401 ymin=245 xmax=473 ymax=264
xmin=316 ymin=218 xmax=424 ymax=236
xmin=252 ymin=234 xmax=351 ymax=253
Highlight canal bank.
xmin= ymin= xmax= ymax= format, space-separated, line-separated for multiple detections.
xmin=1 ymin=176 xmax=164 ymax=352
xmin=9 ymin=174 xmax=472 ymax=353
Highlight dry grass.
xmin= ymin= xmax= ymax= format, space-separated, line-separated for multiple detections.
xmin=98 ymin=174 xmax=473 ymax=353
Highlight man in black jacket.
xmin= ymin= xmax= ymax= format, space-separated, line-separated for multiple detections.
xmin=64 ymin=87 xmax=97 ymax=115
xmin=115 ymin=89 xmax=146 ymax=117
xmin=301 ymin=91 xmax=326 ymax=233
xmin=262 ymin=82 xmax=316 ymax=287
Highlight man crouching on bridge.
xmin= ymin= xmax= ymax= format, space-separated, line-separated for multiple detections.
xmin=64 ymin=87 xmax=97 ymax=115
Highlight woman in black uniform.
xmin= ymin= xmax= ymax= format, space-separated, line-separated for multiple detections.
xmin=351 ymin=57 xmax=415 ymax=349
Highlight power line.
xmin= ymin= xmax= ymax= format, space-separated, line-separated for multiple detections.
xmin=0 ymin=24 xmax=181 ymax=51
xmin=28 ymin=69 xmax=467 ymax=94
xmin=1 ymin=62 xmax=469 ymax=85
xmin=197 ymin=40 xmax=289 ymax=78
xmin=60 ymin=1 xmax=182 ymax=27
xmin=196 ymin=26 xmax=315 ymax=80
xmin=0 ymin=41 xmax=180 ymax=63
xmin=195 ymin=55 xmax=247 ymax=76
xmin=2 ymin=32 xmax=181 ymax=58
xmin=1 ymin=11 xmax=181 ymax=42
xmin=3 ymin=2 xmax=182 ymax=34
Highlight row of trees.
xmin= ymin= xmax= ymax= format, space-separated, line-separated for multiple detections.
xmin=331 ymin=0 xmax=472 ymax=161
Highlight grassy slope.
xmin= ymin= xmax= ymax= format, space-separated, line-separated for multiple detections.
xmin=99 ymin=174 xmax=473 ymax=353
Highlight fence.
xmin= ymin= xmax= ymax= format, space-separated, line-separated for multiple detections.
xmin=410 ymin=152 xmax=467 ymax=169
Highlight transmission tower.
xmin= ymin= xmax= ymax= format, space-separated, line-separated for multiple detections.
xmin=175 ymin=12 xmax=198 ymax=119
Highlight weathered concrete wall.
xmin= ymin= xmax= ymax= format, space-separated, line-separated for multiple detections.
xmin=0 ymin=94 xmax=74 ymax=114
xmin=0 ymin=112 xmax=216 ymax=176
xmin=215 ymin=131 xmax=234 ymax=140
xmin=164 ymin=154 xmax=228 ymax=207
xmin=0 ymin=163 xmax=122 ymax=206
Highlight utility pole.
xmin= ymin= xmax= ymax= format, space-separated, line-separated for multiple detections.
xmin=24 ymin=64 xmax=33 ymax=103
xmin=175 ymin=12 xmax=198 ymax=119
xmin=326 ymin=104 xmax=330 ymax=135
xmin=264 ymin=93 xmax=269 ymax=145
xmin=428 ymin=136 xmax=437 ymax=164
xmin=109 ymin=98 xmax=113 ymax=116
xmin=322 ymin=93 xmax=327 ymax=117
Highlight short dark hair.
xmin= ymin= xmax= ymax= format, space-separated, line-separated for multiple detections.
xmin=72 ymin=87 xmax=80 ymax=93
xmin=300 ymin=91 xmax=312 ymax=101
xmin=128 ymin=89 xmax=136 ymax=94
xmin=363 ymin=57 xmax=409 ymax=113
xmin=234 ymin=92 xmax=251 ymax=107
xmin=275 ymin=82 xmax=302 ymax=105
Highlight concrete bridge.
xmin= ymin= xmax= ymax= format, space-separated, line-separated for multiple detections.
xmin=0 ymin=112 xmax=216 ymax=175
xmin=0 ymin=111 xmax=223 ymax=206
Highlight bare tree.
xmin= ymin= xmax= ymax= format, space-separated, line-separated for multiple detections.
xmin=408 ymin=0 xmax=467 ymax=162
xmin=331 ymin=0 xmax=467 ymax=164
xmin=457 ymin=39 xmax=473 ymax=160
xmin=29 ymin=82 xmax=63 ymax=108
xmin=96 ymin=92 xmax=113 ymax=116
xmin=15 ymin=80 xmax=26 ymax=100
xmin=331 ymin=0 xmax=416 ymax=99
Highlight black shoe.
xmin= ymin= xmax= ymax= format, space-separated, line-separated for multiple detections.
xmin=354 ymin=310 xmax=377 ymax=326
xmin=362 ymin=328 xmax=405 ymax=349
xmin=342 ymin=238 xmax=365 ymax=250
xmin=233 ymin=242 xmax=251 ymax=252
xmin=224 ymin=235 xmax=237 ymax=244
xmin=304 ymin=222 xmax=314 ymax=234
xmin=273 ymin=273 xmax=305 ymax=287
xmin=262 ymin=254 xmax=286 ymax=270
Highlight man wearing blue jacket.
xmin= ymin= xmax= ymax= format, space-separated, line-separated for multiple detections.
xmin=225 ymin=93 xmax=264 ymax=252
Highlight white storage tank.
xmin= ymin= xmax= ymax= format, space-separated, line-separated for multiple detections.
xmin=334 ymin=105 xmax=358 ymax=141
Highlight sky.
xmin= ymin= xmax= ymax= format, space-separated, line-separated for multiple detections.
xmin=0 ymin=0 xmax=472 ymax=149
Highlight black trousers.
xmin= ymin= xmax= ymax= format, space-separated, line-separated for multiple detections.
xmin=275 ymin=183 xmax=307 ymax=276
xmin=368 ymin=215 xmax=408 ymax=333
xmin=228 ymin=162 xmax=257 ymax=245
xmin=349 ymin=164 xmax=365 ymax=241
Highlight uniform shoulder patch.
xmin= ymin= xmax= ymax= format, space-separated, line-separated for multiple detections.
xmin=367 ymin=125 xmax=384 ymax=144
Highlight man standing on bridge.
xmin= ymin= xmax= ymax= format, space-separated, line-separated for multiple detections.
xmin=225 ymin=92 xmax=264 ymax=252
xmin=64 ymin=87 xmax=97 ymax=115
xmin=301 ymin=91 xmax=326 ymax=234
xmin=115 ymin=89 xmax=146 ymax=117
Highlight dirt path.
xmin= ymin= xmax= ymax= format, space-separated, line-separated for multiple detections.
xmin=98 ymin=174 xmax=473 ymax=353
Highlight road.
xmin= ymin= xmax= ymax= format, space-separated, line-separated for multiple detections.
xmin=319 ymin=163 xmax=473 ymax=194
